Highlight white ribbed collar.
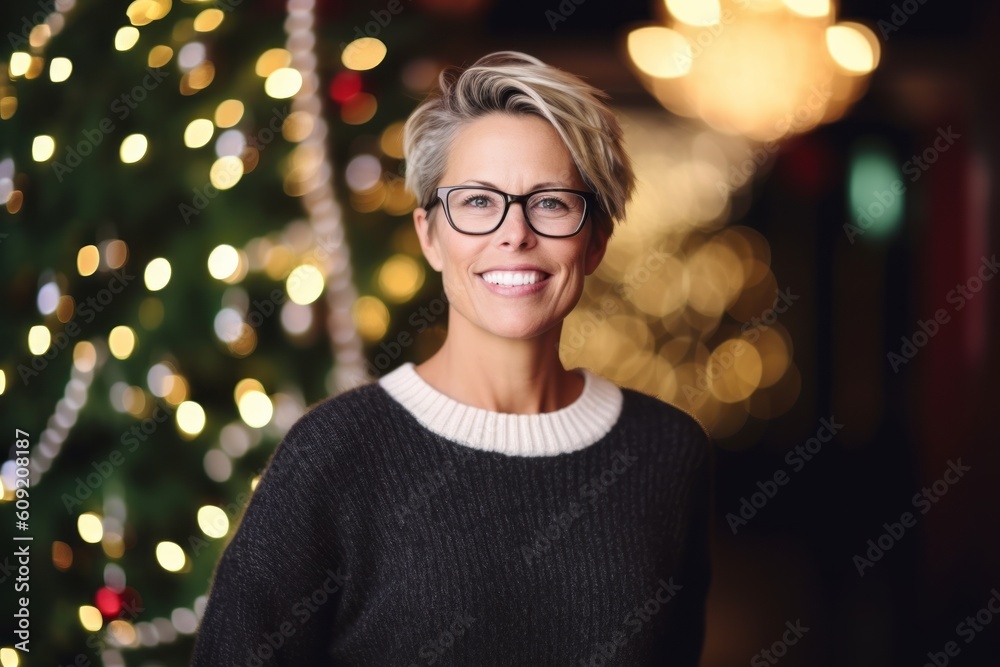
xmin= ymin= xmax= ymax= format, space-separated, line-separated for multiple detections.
xmin=377 ymin=362 xmax=624 ymax=457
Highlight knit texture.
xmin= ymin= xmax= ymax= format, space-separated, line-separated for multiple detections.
xmin=191 ymin=369 xmax=714 ymax=666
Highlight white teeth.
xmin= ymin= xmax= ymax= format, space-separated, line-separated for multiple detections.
xmin=480 ymin=271 xmax=546 ymax=286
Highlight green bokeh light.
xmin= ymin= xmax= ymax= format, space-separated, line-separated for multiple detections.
xmin=848 ymin=136 xmax=904 ymax=240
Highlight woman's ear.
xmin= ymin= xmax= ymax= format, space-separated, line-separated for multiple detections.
xmin=414 ymin=207 xmax=444 ymax=273
xmin=584 ymin=220 xmax=610 ymax=276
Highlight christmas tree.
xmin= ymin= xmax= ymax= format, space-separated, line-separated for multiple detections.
xmin=0 ymin=0 xmax=444 ymax=663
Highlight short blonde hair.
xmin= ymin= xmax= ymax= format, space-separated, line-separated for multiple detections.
xmin=402 ymin=51 xmax=636 ymax=241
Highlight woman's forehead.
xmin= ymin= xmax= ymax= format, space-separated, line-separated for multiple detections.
xmin=442 ymin=115 xmax=584 ymax=187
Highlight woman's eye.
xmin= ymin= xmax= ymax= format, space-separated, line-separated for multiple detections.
xmin=463 ymin=196 xmax=492 ymax=207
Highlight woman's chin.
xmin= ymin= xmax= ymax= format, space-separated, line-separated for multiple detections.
xmin=478 ymin=318 xmax=557 ymax=341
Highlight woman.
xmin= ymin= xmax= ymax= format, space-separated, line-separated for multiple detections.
xmin=192 ymin=51 xmax=713 ymax=666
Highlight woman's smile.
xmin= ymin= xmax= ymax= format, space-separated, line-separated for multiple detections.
xmin=476 ymin=269 xmax=553 ymax=296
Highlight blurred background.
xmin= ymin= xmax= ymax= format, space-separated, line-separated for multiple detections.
xmin=1 ymin=0 xmax=997 ymax=665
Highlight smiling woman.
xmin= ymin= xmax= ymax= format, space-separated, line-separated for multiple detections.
xmin=192 ymin=51 xmax=715 ymax=666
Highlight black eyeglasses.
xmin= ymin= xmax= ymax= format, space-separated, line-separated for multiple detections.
xmin=422 ymin=185 xmax=597 ymax=238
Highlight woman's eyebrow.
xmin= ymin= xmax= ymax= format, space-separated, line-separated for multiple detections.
xmin=463 ymin=179 xmax=567 ymax=190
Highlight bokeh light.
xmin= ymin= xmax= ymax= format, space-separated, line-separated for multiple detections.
xmin=120 ymin=134 xmax=148 ymax=163
xmin=32 ymin=135 xmax=55 ymax=161
xmin=49 ymin=57 xmax=73 ymax=82
xmin=115 ymin=26 xmax=140 ymax=51
xmin=264 ymin=67 xmax=302 ymax=99
xmin=286 ymin=264 xmax=324 ymax=305
xmin=207 ymin=244 xmax=241 ymax=280
xmin=77 ymin=512 xmax=103 ymax=543
xmin=108 ymin=326 xmax=137 ymax=360
xmin=176 ymin=401 xmax=206 ymax=437
xmin=28 ymin=325 xmax=51 ymax=355
xmin=144 ymin=258 xmax=171 ymax=291
xmin=184 ymin=118 xmax=214 ymax=148
xmin=214 ymin=99 xmax=244 ymax=128
xmin=237 ymin=390 xmax=273 ymax=428
xmin=341 ymin=38 xmax=387 ymax=71
xmin=197 ymin=506 xmax=229 ymax=538
xmin=155 ymin=541 xmax=186 ymax=572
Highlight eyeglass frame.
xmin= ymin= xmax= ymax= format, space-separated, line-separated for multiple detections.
xmin=421 ymin=185 xmax=598 ymax=239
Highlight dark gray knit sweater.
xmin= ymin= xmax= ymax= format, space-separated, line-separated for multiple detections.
xmin=191 ymin=362 xmax=714 ymax=666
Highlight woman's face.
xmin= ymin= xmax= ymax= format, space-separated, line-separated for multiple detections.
xmin=413 ymin=112 xmax=609 ymax=341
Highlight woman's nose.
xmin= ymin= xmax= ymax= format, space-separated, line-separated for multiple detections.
xmin=494 ymin=202 xmax=536 ymax=245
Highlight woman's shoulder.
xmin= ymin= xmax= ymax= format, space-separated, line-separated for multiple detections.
xmin=618 ymin=385 xmax=713 ymax=455
xmin=276 ymin=381 xmax=392 ymax=457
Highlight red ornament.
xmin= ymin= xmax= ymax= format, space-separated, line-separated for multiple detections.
xmin=95 ymin=586 xmax=122 ymax=617
xmin=329 ymin=71 xmax=363 ymax=104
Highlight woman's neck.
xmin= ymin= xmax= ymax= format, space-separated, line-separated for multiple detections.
xmin=414 ymin=345 xmax=583 ymax=415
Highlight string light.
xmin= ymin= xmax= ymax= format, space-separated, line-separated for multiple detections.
xmin=284 ymin=0 xmax=366 ymax=392
xmin=0 ymin=343 xmax=100 ymax=493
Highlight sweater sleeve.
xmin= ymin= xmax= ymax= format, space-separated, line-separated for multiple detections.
xmin=652 ymin=428 xmax=715 ymax=665
xmin=190 ymin=421 xmax=345 ymax=665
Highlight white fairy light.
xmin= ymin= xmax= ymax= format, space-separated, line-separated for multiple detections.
xmin=283 ymin=0 xmax=367 ymax=393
